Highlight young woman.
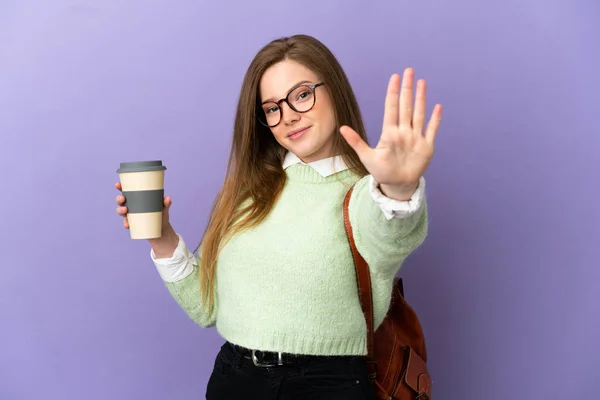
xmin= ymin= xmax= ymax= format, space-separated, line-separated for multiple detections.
xmin=115 ymin=34 xmax=441 ymax=400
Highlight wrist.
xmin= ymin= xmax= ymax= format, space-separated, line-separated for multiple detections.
xmin=379 ymin=181 xmax=419 ymax=201
xmin=149 ymin=225 xmax=179 ymax=259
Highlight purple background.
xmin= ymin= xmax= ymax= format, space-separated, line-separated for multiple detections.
xmin=1 ymin=1 xmax=599 ymax=399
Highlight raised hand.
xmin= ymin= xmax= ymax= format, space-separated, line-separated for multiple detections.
xmin=340 ymin=68 xmax=442 ymax=200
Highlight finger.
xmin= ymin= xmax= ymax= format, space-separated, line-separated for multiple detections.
xmin=425 ymin=104 xmax=443 ymax=144
xmin=115 ymin=182 xmax=122 ymax=191
xmin=162 ymin=197 xmax=171 ymax=220
xmin=116 ymin=205 xmax=128 ymax=216
xmin=116 ymin=195 xmax=125 ymax=205
xmin=382 ymin=74 xmax=400 ymax=127
xmin=340 ymin=125 xmax=373 ymax=163
xmin=399 ymin=68 xmax=414 ymax=128
xmin=123 ymin=217 xmax=129 ymax=229
xmin=162 ymin=198 xmax=171 ymax=226
xmin=413 ymin=79 xmax=427 ymax=136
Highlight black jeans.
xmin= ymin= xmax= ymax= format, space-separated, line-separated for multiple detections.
xmin=206 ymin=341 xmax=376 ymax=399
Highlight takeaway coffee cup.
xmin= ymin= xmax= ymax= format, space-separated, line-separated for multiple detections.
xmin=117 ymin=160 xmax=167 ymax=240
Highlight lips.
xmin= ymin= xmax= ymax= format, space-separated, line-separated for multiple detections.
xmin=287 ymin=126 xmax=310 ymax=140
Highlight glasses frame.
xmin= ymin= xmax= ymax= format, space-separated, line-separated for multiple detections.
xmin=256 ymin=82 xmax=325 ymax=128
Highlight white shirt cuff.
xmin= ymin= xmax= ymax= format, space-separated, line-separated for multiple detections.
xmin=150 ymin=233 xmax=196 ymax=283
xmin=369 ymin=176 xmax=426 ymax=220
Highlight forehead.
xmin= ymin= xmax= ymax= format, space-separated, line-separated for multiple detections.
xmin=259 ymin=60 xmax=320 ymax=101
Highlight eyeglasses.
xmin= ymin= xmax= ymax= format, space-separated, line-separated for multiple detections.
xmin=257 ymin=82 xmax=325 ymax=127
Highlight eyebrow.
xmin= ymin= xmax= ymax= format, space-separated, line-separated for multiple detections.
xmin=261 ymin=80 xmax=312 ymax=104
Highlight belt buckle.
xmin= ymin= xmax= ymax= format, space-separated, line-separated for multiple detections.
xmin=252 ymin=349 xmax=283 ymax=368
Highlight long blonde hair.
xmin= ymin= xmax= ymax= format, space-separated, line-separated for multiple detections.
xmin=197 ymin=34 xmax=370 ymax=310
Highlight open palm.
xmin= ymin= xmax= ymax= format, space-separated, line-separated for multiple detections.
xmin=340 ymin=68 xmax=442 ymax=194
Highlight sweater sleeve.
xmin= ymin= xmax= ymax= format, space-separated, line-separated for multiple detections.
xmin=348 ymin=175 xmax=428 ymax=278
xmin=151 ymin=234 xmax=217 ymax=328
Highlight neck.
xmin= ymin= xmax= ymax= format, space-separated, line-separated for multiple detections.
xmin=294 ymin=151 xmax=343 ymax=164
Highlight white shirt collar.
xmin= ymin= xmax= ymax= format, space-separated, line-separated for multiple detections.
xmin=282 ymin=151 xmax=349 ymax=177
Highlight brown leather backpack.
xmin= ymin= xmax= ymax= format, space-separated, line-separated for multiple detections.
xmin=343 ymin=185 xmax=432 ymax=400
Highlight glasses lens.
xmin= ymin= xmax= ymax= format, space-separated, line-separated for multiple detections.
xmin=259 ymin=102 xmax=281 ymax=127
xmin=288 ymin=85 xmax=315 ymax=112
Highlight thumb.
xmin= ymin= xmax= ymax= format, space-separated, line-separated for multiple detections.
xmin=163 ymin=196 xmax=171 ymax=218
xmin=340 ymin=125 xmax=372 ymax=162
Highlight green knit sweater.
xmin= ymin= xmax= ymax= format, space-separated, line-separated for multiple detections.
xmin=163 ymin=164 xmax=427 ymax=356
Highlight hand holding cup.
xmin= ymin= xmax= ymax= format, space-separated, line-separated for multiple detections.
xmin=115 ymin=161 xmax=172 ymax=240
xmin=115 ymin=182 xmax=172 ymax=235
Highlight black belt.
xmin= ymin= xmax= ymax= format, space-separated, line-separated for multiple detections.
xmin=228 ymin=342 xmax=351 ymax=368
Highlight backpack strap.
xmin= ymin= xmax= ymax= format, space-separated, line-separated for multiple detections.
xmin=343 ymin=185 xmax=375 ymax=359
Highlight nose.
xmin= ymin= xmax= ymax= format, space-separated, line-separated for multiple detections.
xmin=280 ymin=101 xmax=300 ymax=125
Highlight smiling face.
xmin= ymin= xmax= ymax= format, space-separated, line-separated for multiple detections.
xmin=258 ymin=59 xmax=337 ymax=163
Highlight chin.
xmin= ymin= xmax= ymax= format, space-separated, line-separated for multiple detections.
xmin=281 ymin=132 xmax=333 ymax=161
xmin=288 ymin=143 xmax=317 ymax=158
xmin=293 ymin=147 xmax=330 ymax=163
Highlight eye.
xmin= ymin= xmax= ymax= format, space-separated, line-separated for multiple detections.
xmin=265 ymin=106 xmax=279 ymax=114
xmin=297 ymin=91 xmax=310 ymax=100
